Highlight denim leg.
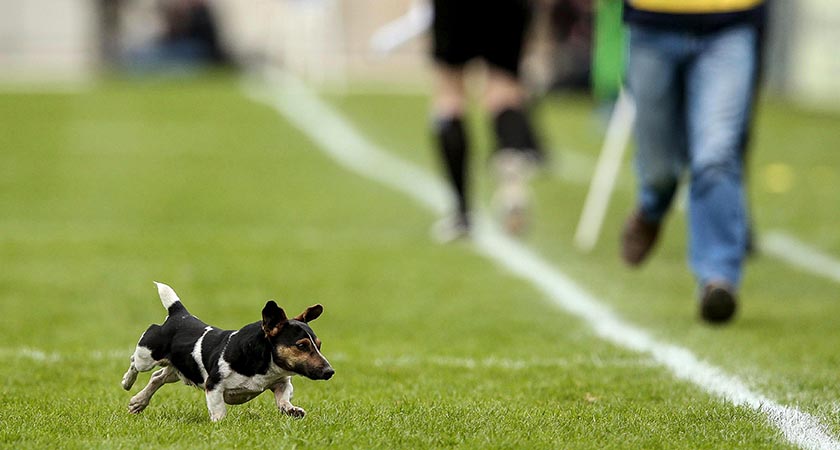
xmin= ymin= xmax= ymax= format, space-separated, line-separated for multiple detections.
xmin=685 ymin=25 xmax=757 ymax=288
xmin=626 ymin=27 xmax=687 ymax=222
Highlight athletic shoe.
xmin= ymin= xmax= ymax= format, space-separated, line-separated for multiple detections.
xmin=431 ymin=213 xmax=470 ymax=243
xmin=492 ymin=149 xmax=536 ymax=236
xmin=699 ymin=282 xmax=738 ymax=324
xmin=620 ymin=210 xmax=661 ymax=266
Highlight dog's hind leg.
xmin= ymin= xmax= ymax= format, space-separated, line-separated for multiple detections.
xmin=123 ymin=324 xmax=165 ymax=389
xmin=128 ymin=365 xmax=178 ymax=414
xmin=121 ymin=344 xmax=159 ymax=390
xmin=121 ymin=355 xmax=140 ymax=390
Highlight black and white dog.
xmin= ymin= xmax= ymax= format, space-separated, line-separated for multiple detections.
xmin=121 ymin=282 xmax=334 ymax=421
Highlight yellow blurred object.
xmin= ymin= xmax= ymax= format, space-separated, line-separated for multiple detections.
xmin=761 ymin=163 xmax=796 ymax=194
xmin=627 ymin=0 xmax=764 ymax=14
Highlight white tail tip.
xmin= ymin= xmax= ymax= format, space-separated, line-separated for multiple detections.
xmin=154 ymin=281 xmax=180 ymax=309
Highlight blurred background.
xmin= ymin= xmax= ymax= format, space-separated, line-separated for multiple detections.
xmin=0 ymin=0 xmax=838 ymax=109
xmin=1 ymin=3 xmax=840 ymax=446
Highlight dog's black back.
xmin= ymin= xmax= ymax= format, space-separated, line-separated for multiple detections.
xmin=138 ymin=301 xmax=215 ymax=386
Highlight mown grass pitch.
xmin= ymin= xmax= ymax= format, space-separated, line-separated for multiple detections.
xmin=1 ymin=74 xmax=838 ymax=449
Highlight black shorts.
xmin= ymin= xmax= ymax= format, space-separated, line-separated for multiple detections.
xmin=432 ymin=0 xmax=531 ymax=77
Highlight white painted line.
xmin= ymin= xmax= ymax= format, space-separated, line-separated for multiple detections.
xmin=243 ymin=69 xmax=840 ymax=450
xmin=762 ymin=231 xmax=840 ymax=284
xmin=0 ymin=347 xmax=126 ymax=363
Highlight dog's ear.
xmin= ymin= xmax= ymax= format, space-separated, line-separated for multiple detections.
xmin=294 ymin=304 xmax=323 ymax=323
xmin=262 ymin=301 xmax=288 ymax=337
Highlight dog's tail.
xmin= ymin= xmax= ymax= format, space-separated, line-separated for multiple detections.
xmin=154 ymin=281 xmax=183 ymax=312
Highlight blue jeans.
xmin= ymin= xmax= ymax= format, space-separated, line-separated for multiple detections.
xmin=626 ymin=23 xmax=758 ymax=289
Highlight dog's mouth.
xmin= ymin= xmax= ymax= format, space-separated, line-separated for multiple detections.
xmin=283 ymin=360 xmax=334 ymax=380
xmin=273 ymin=348 xmax=334 ymax=380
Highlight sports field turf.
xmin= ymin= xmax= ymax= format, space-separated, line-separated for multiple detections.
xmin=1 ymin=73 xmax=838 ymax=449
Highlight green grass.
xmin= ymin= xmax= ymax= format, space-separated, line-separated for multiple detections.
xmin=0 ymin=73 xmax=838 ymax=448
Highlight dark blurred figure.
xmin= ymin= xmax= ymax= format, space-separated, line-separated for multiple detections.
xmin=430 ymin=0 xmax=545 ymax=242
xmin=548 ymin=0 xmax=593 ymax=92
xmin=123 ymin=0 xmax=229 ymax=72
xmin=619 ymin=0 xmax=768 ymax=324
xmin=98 ymin=0 xmax=124 ymax=65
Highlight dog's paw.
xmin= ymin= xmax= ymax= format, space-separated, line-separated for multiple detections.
xmin=128 ymin=396 xmax=149 ymax=414
xmin=279 ymin=404 xmax=306 ymax=418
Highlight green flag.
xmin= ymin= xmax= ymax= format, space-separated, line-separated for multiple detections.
xmin=592 ymin=0 xmax=626 ymax=100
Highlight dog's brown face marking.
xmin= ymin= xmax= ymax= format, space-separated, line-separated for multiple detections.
xmin=265 ymin=327 xmax=281 ymax=338
xmin=261 ymin=302 xmax=333 ymax=380
xmin=271 ymin=328 xmax=333 ymax=380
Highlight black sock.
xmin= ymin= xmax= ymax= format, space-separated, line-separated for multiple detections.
xmin=433 ymin=116 xmax=469 ymax=216
xmin=493 ymin=108 xmax=543 ymax=161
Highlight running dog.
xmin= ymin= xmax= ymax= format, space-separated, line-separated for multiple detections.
xmin=121 ymin=282 xmax=334 ymax=421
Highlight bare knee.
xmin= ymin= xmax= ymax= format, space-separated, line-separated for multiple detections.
xmin=433 ymin=64 xmax=467 ymax=118
xmin=483 ymin=68 xmax=525 ymax=113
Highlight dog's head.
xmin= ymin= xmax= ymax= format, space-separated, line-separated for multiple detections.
xmin=261 ymin=301 xmax=334 ymax=380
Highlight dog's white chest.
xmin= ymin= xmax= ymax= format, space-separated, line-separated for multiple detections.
xmin=217 ymin=359 xmax=292 ymax=404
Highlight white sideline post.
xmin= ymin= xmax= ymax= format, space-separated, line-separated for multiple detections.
xmin=573 ymin=90 xmax=636 ymax=252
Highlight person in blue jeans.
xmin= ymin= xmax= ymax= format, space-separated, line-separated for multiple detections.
xmin=619 ymin=0 xmax=767 ymax=323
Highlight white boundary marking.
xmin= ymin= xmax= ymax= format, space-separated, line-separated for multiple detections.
xmin=762 ymin=231 xmax=840 ymax=284
xmin=243 ymin=70 xmax=840 ymax=450
xmin=0 ymin=347 xmax=126 ymax=362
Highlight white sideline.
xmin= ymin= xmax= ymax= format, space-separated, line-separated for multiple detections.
xmin=243 ymin=70 xmax=840 ymax=450
xmin=0 ymin=347 xmax=125 ymax=362
xmin=762 ymin=231 xmax=840 ymax=284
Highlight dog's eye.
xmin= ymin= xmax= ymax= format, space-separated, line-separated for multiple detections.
xmin=296 ymin=343 xmax=307 ymax=350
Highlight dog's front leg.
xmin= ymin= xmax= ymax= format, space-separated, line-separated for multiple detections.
xmin=205 ymin=387 xmax=227 ymax=422
xmin=272 ymin=377 xmax=305 ymax=418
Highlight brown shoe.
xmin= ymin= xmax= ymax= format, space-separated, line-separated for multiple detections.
xmin=621 ymin=210 xmax=661 ymax=266
xmin=700 ymin=282 xmax=737 ymax=324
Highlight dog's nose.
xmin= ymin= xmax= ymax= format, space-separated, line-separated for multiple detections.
xmin=322 ymin=367 xmax=335 ymax=380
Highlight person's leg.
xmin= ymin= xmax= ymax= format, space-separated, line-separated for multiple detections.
xmin=484 ymin=68 xmax=543 ymax=159
xmin=482 ymin=68 xmax=543 ymax=234
xmin=685 ymin=24 xmax=757 ymax=295
xmin=740 ymin=18 xmax=766 ymax=255
xmin=430 ymin=64 xmax=471 ymax=239
xmin=429 ymin=0 xmax=474 ymax=240
xmin=621 ymin=25 xmax=688 ymax=265
xmin=482 ymin=0 xmax=541 ymax=161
